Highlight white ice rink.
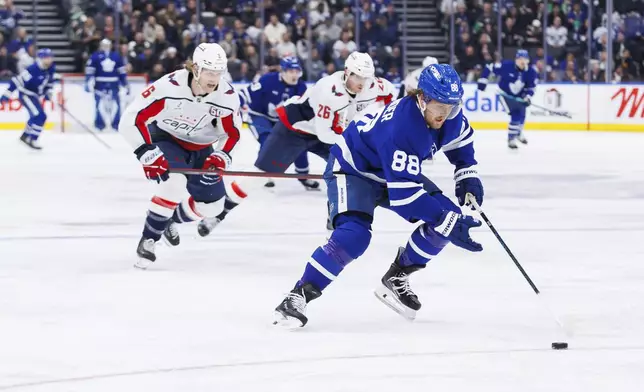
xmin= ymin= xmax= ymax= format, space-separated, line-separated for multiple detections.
xmin=1 ymin=129 xmax=644 ymax=391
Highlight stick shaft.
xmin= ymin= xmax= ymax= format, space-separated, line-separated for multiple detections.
xmin=57 ymin=103 xmax=112 ymax=150
xmin=171 ymin=168 xmax=324 ymax=180
xmin=467 ymin=195 xmax=540 ymax=294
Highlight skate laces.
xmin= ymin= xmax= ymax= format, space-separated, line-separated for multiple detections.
xmin=389 ymin=273 xmax=413 ymax=296
xmin=167 ymin=223 xmax=178 ymax=237
xmin=286 ymin=292 xmax=307 ymax=313
xmin=143 ymin=238 xmax=156 ymax=252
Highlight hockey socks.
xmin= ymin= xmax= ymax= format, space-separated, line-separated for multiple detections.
xmin=299 ymin=215 xmax=371 ymax=290
xmin=403 ymin=224 xmax=450 ymax=265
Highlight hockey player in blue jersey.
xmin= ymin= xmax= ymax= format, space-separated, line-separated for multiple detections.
xmin=1 ymin=48 xmax=55 ymax=150
xmin=240 ymin=56 xmax=319 ymax=190
xmin=273 ymin=64 xmax=485 ymax=328
xmin=84 ymin=39 xmax=130 ymax=131
xmin=477 ymin=49 xmax=537 ymax=149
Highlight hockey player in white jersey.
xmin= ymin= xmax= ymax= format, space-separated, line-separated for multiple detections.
xmin=197 ymin=52 xmax=397 ymax=236
xmin=398 ymin=56 xmax=438 ymax=98
xmin=118 ymin=43 xmax=242 ymax=269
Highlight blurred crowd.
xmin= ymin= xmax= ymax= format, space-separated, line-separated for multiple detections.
xmin=64 ymin=0 xmax=403 ymax=83
xmin=441 ymin=0 xmax=644 ymax=83
xmin=0 ymin=0 xmax=32 ymax=78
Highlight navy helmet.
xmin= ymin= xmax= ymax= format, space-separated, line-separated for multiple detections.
xmin=37 ymin=48 xmax=53 ymax=59
xmin=417 ymin=64 xmax=463 ymax=105
xmin=516 ymin=49 xmax=529 ymax=59
xmin=280 ymin=56 xmax=302 ymax=71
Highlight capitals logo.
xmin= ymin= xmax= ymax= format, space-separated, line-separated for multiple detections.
xmin=331 ymin=85 xmax=343 ymax=97
xmin=168 ymin=72 xmax=179 ymax=86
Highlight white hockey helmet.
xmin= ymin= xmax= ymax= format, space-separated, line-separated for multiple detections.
xmin=422 ymin=56 xmax=439 ymax=68
xmin=344 ymin=52 xmax=375 ymax=79
xmin=192 ymin=43 xmax=228 ymax=77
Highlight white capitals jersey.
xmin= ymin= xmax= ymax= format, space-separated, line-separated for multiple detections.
xmin=403 ymin=67 xmax=423 ymax=95
xmin=275 ymin=71 xmax=396 ymax=145
xmin=120 ymin=69 xmax=242 ymax=154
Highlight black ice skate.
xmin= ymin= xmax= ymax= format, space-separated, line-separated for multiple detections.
xmin=517 ymin=133 xmax=528 ymax=145
xmin=374 ymin=247 xmax=426 ymax=321
xmin=197 ymin=217 xmax=222 ymax=237
xmin=162 ymin=221 xmax=180 ymax=246
xmin=299 ymin=179 xmax=321 ymax=191
xmin=19 ymin=134 xmax=42 ymax=150
xmin=273 ymin=283 xmax=322 ymax=328
xmin=508 ymin=138 xmax=519 ymax=149
xmin=135 ymin=237 xmax=157 ymax=270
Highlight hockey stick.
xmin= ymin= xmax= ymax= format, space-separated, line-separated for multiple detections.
xmin=56 ymin=102 xmax=112 ymax=150
xmin=171 ymin=168 xmax=324 ymax=180
xmin=465 ymin=194 xmax=571 ymax=337
xmin=498 ymin=91 xmax=572 ymax=119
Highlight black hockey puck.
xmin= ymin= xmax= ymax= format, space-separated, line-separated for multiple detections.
xmin=551 ymin=342 xmax=568 ymax=350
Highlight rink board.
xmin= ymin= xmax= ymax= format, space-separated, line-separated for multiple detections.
xmin=0 ymin=81 xmax=642 ymax=132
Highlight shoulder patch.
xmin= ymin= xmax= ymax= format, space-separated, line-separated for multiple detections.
xmin=331 ymin=85 xmax=343 ymax=97
xmin=168 ymin=72 xmax=179 ymax=86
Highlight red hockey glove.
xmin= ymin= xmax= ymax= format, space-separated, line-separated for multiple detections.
xmin=202 ymin=150 xmax=232 ymax=173
xmin=136 ymin=145 xmax=169 ymax=183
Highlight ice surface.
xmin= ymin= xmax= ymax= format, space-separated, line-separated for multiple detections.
xmin=1 ymin=129 xmax=644 ymax=391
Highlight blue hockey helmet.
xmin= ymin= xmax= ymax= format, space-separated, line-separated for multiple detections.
xmin=37 ymin=48 xmax=53 ymax=59
xmin=515 ymin=49 xmax=529 ymax=59
xmin=280 ymin=56 xmax=302 ymax=71
xmin=417 ymin=64 xmax=463 ymax=105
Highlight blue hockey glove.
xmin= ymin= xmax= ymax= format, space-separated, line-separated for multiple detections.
xmin=0 ymin=93 xmax=10 ymax=104
xmin=431 ymin=211 xmax=482 ymax=252
xmin=454 ymin=166 xmax=483 ymax=208
xmin=477 ymin=82 xmax=487 ymax=92
xmin=125 ymin=85 xmax=131 ymax=96
xmin=43 ymin=91 xmax=52 ymax=102
xmin=520 ymin=95 xmax=532 ymax=107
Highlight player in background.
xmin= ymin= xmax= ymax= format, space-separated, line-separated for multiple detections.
xmin=0 ymin=48 xmax=55 ymax=150
xmin=238 ymin=56 xmax=319 ymax=190
xmin=84 ymin=39 xmax=130 ymax=132
xmin=273 ymin=64 xmax=485 ymax=328
xmin=477 ymin=49 xmax=537 ymax=149
xmin=118 ymin=43 xmax=242 ymax=269
xmin=398 ymin=55 xmax=438 ymax=98
xmin=197 ymin=52 xmax=397 ymax=237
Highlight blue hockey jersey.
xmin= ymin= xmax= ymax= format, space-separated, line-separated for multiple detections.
xmin=7 ymin=61 xmax=56 ymax=98
xmin=332 ymin=96 xmax=477 ymax=226
xmin=85 ymin=51 xmax=127 ymax=91
xmin=478 ymin=60 xmax=537 ymax=98
xmin=240 ymin=72 xmax=307 ymax=121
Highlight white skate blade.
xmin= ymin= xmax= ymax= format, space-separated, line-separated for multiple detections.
xmin=134 ymin=258 xmax=152 ymax=270
xmin=374 ymin=285 xmax=417 ymax=321
xmin=272 ymin=311 xmax=305 ymax=330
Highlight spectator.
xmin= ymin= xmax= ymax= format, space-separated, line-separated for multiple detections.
xmin=244 ymin=44 xmax=260 ymax=73
xmin=0 ymin=45 xmax=15 ymax=76
xmin=264 ymin=14 xmax=287 ymax=46
xmin=525 ymin=19 xmax=543 ymax=47
xmin=308 ymin=47 xmax=325 ymax=80
xmin=360 ymin=19 xmax=381 ymax=50
xmin=502 ymin=16 xmax=521 ymax=47
xmin=315 ymin=18 xmax=342 ymax=45
xmin=161 ymin=47 xmax=182 ymax=72
xmin=335 ymin=48 xmax=350 ymax=69
xmin=385 ymin=65 xmax=402 ymax=83
xmin=208 ymin=17 xmax=228 ymax=43
xmin=383 ymin=4 xmax=399 ymax=27
xmin=79 ymin=17 xmax=102 ymax=55
xmin=143 ymin=16 xmax=164 ymax=44
xmin=0 ymin=0 xmax=23 ymax=40
xmin=246 ymin=17 xmax=263 ymax=43
xmin=377 ymin=14 xmax=398 ymax=47
xmin=150 ymin=62 xmax=165 ymax=81
xmin=459 ymin=45 xmax=480 ymax=81
xmin=237 ymin=62 xmax=253 ymax=82
xmin=387 ymin=45 xmax=403 ymax=71
xmin=276 ymin=32 xmax=297 ymax=57
xmin=154 ymin=30 xmax=170 ymax=59
xmin=546 ymin=16 xmax=568 ymax=50
xmin=132 ymin=42 xmax=156 ymax=73
xmin=16 ymin=43 xmax=34 ymax=72
xmin=102 ymin=15 xmax=116 ymax=42
xmin=618 ymin=48 xmax=640 ymax=81
xmin=187 ymin=14 xmax=205 ymax=40
xmin=359 ymin=1 xmax=373 ymax=23
xmin=180 ymin=30 xmax=196 ymax=58
xmin=332 ymin=30 xmax=357 ymax=59
xmin=296 ymin=30 xmax=310 ymax=61
xmin=219 ymin=31 xmax=238 ymax=60
xmin=309 ymin=1 xmax=330 ymax=28
xmin=292 ymin=17 xmax=307 ymax=43
xmin=586 ymin=59 xmax=605 ymax=82
xmin=264 ymin=47 xmax=280 ymax=72
xmin=332 ymin=6 xmax=353 ymax=29
xmin=321 ymin=61 xmax=336 ymax=77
